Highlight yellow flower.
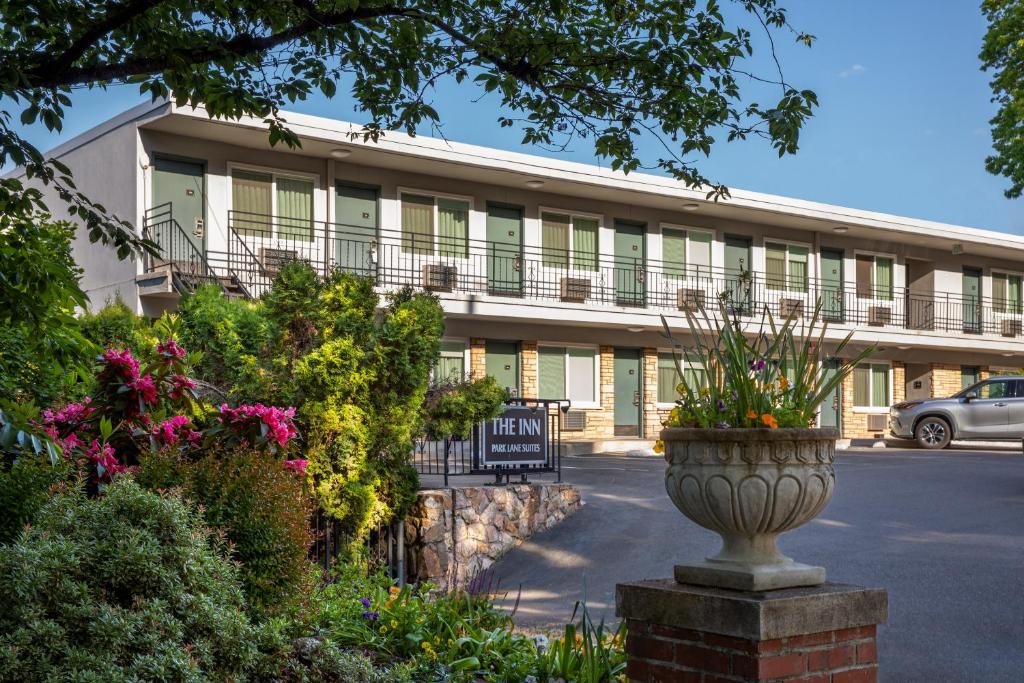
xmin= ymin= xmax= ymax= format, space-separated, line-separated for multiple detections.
xmin=380 ymin=626 xmax=387 ymax=634
xmin=434 ymin=636 xmax=441 ymax=645
xmin=421 ymin=641 xmax=431 ymax=650
xmin=761 ymin=414 xmax=779 ymax=429
xmin=390 ymin=619 xmax=398 ymax=629
xmin=653 ymin=439 xmax=665 ymax=454
xmin=448 ymin=638 xmax=455 ymax=647
xmin=670 ymin=407 xmax=681 ymax=421
xmin=389 ymin=586 xmax=401 ymax=595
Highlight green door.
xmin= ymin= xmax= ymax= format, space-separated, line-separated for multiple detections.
xmin=334 ymin=183 xmax=378 ymax=276
xmin=819 ymin=358 xmax=841 ymax=431
xmin=152 ymin=157 xmax=205 ymax=258
xmin=614 ymin=221 xmax=646 ymax=307
xmin=724 ymin=235 xmax=752 ymax=314
xmin=486 ymin=341 xmax=519 ymax=397
xmin=613 ymin=348 xmax=642 ymax=436
xmin=487 ymin=205 xmax=522 ymax=295
xmin=963 ymin=267 xmax=982 ymax=333
xmin=820 ymin=248 xmax=844 ymax=322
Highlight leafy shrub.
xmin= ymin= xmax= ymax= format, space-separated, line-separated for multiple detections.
xmin=271 ymin=637 xmax=414 ymax=683
xmin=78 ymin=297 xmax=155 ymax=352
xmin=138 ymin=447 xmax=315 ymax=619
xmin=0 ymin=452 xmax=69 ymax=544
xmin=422 ymin=376 xmax=507 ymax=440
xmin=0 ymin=478 xmax=261 ymax=681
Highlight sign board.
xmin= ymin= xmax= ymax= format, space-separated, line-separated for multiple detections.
xmin=479 ymin=405 xmax=548 ymax=468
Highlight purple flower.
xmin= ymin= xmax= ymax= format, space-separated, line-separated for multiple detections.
xmin=362 ymin=610 xmax=379 ymax=621
xmin=360 ymin=597 xmax=372 ymax=609
xmin=716 ymin=399 xmax=726 ymax=411
xmin=750 ymin=358 xmax=766 ymax=372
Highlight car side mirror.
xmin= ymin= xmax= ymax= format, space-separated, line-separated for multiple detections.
xmin=965 ymin=391 xmax=978 ymax=402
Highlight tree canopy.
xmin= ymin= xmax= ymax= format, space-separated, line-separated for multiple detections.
xmin=982 ymin=0 xmax=1024 ymax=198
xmin=1 ymin=0 xmax=815 ymax=257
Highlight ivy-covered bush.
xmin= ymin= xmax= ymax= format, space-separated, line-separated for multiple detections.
xmin=0 ymin=478 xmax=261 ymax=681
xmin=137 ymin=446 xmax=315 ymax=619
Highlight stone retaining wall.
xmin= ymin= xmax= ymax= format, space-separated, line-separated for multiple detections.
xmin=404 ymin=483 xmax=582 ymax=588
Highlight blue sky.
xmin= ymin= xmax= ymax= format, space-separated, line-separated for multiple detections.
xmin=17 ymin=1 xmax=1024 ymax=233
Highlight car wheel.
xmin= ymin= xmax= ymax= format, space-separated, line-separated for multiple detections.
xmin=915 ymin=416 xmax=951 ymax=449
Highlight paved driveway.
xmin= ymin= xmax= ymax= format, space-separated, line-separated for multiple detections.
xmin=490 ymin=449 xmax=1024 ymax=682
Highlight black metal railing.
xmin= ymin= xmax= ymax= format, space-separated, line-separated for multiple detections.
xmin=143 ymin=203 xmax=225 ymax=294
xmin=190 ymin=211 xmax=1024 ymax=339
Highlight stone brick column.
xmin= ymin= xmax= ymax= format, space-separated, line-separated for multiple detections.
xmin=520 ymin=341 xmax=538 ymax=399
xmin=891 ymin=361 xmax=905 ymax=404
xmin=469 ymin=338 xmax=487 ymax=381
xmin=642 ymin=348 xmax=661 ymax=439
xmin=617 ymin=580 xmax=887 ymax=683
xmin=930 ymin=363 xmax=961 ymax=398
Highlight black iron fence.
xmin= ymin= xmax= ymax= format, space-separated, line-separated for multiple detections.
xmin=412 ymin=398 xmax=565 ymax=487
xmin=195 ymin=213 xmax=1024 ymax=339
xmin=312 ymin=511 xmax=405 ymax=582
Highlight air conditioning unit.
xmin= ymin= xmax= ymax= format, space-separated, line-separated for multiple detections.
xmin=866 ymin=414 xmax=887 ymax=432
xmin=259 ymin=247 xmax=298 ymax=275
xmin=867 ymin=306 xmax=892 ymax=326
xmin=1002 ymin=319 xmax=1022 ymax=338
xmin=561 ymin=410 xmax=587 ymax=432
xmin=422 ymin=264 xmax=457 ymax=292
xmin=560 ymin=277 xmax=591 ymax=303
xmin=779 ymin=298 xmax=804 ymax=319
xmin=676 ymin=288 xmax=706 ymax=312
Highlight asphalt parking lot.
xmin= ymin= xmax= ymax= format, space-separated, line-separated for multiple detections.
xmin=490 ymin=448 xmax=1024 ymax=682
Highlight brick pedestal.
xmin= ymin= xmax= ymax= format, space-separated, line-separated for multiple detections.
xmin=617 ymin=580 xmax=887 ymax=683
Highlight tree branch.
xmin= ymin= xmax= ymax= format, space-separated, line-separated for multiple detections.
xmin=44 ymin=0 xmax=170 ymax=76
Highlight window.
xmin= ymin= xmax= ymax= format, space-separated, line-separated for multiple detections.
xmin=993 ymin=272 xmax=1022 ymax=313
xmin=961 ymin=366 xmax=981 ymax=390
xmin=232 ymin=169 xmax=314 ymax=241
xmin=541 ymin=212 xmax=599 ymax=270
xmin=765 ymin=242 xmax=809 ymax=292
xmin=662 ymin=228 xmax=712 ymax=277
xmin=657 ymin=352 xmax=707 ymax=404
xmin=434 ymin=340 xmax=467 ymax=382
xmin=978 ymin=379 xmax=1016 ymax=399
xmin=853 ymin=363 xmax=890 ymax=408
xmin=538 ymin=345 xmax=597 ymax=404
xmin=400 ymin=193 xmax=469 ymax=257
xmin=855 ymin=254 xmax=894 ymax=300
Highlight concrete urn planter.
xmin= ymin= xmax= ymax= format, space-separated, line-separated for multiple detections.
xmin=663 ymin=427 xmax=838 ymax=591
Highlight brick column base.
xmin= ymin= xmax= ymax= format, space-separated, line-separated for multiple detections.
xmin=617 ymin=580 xmax=887 ymax=683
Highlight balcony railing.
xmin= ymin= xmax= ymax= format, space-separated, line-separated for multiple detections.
xmin=193 ymin=211 xmax=1024 ymax=340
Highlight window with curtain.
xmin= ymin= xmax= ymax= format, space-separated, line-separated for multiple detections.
xmin=538 ymin=346 xmax=597 ymax=403
xmin=765 ymin=242 xmax=808 ymax=292
xmin=689 ymin=231 xmax=711 ymax=277
xmin=232 ymin=170 xmax=273 ymax=236
xmin=663 ymin=229 xmax=687 ymax=277
xmin=993 ymin=272 xmax=1022 ymax=313
xmin=276 ymin=176 xmax=313 ymax=242
xmin=855 ymin=254 xmax=894 ymax=300
xmin=542 ymin=212 xmax=599 ymax=270
xmin=853 ymin=363 xmax=890 ymax=407
xmin=657 ymin=352 xmax=707 ymax=403
xmin=401 ymin=193 xmax=435 ymax=255
xmin=434 ymin=340 xmax=466 ymax=382
xmin=437 ymin=198 xmax=469 ymax=258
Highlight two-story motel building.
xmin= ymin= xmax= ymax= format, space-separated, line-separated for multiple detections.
xmin=24 ymin=99 xmax=1024 ymax=443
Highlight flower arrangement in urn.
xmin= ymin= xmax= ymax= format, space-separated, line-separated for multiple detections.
xmin=657 ymin=298 xmax=872 ymax=591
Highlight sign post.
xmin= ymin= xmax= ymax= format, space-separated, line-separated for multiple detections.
xmin=479 ymin=404 xmax=549 ymax=480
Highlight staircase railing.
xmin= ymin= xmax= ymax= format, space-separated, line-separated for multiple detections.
xmin=142 ymin=203 xmax=225 ymax=294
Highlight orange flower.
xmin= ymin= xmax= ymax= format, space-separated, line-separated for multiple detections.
xmin=761 ymin=413 xmax=779 ymax=429
xmin=746 ymin=409 xmax=758 ymax=420
xmin=778 ymin=376 xmax=789 ymax=390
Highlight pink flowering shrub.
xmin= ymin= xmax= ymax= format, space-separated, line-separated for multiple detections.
xmin=31 ymin=337 xmax=299 ymax=491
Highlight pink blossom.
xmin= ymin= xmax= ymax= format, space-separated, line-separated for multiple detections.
xmin=169 ymin=374 xmax=197 ymax=400
xmin=128 ymin=375 xmax=158 ymax=405
xmin=84 ymin=440 xmax=122 ymax=477
xmin=284 ymin=459 xmax=308 ymax=475
xmin=156 ymin=338 xmax=187 ymax=359
xmin=62 ymin=432 xmax=82 ymax=450
xmin=219 ymin=403 xmax=298 ymax=448
xmin=100 ymin=348 xmax=139 ymax=381
xmin=154 ymin=415 xmax=191 ymax=446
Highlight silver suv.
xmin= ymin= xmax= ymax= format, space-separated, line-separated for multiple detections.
xmin=889 ymin=375 xmax=1024 ymax=449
